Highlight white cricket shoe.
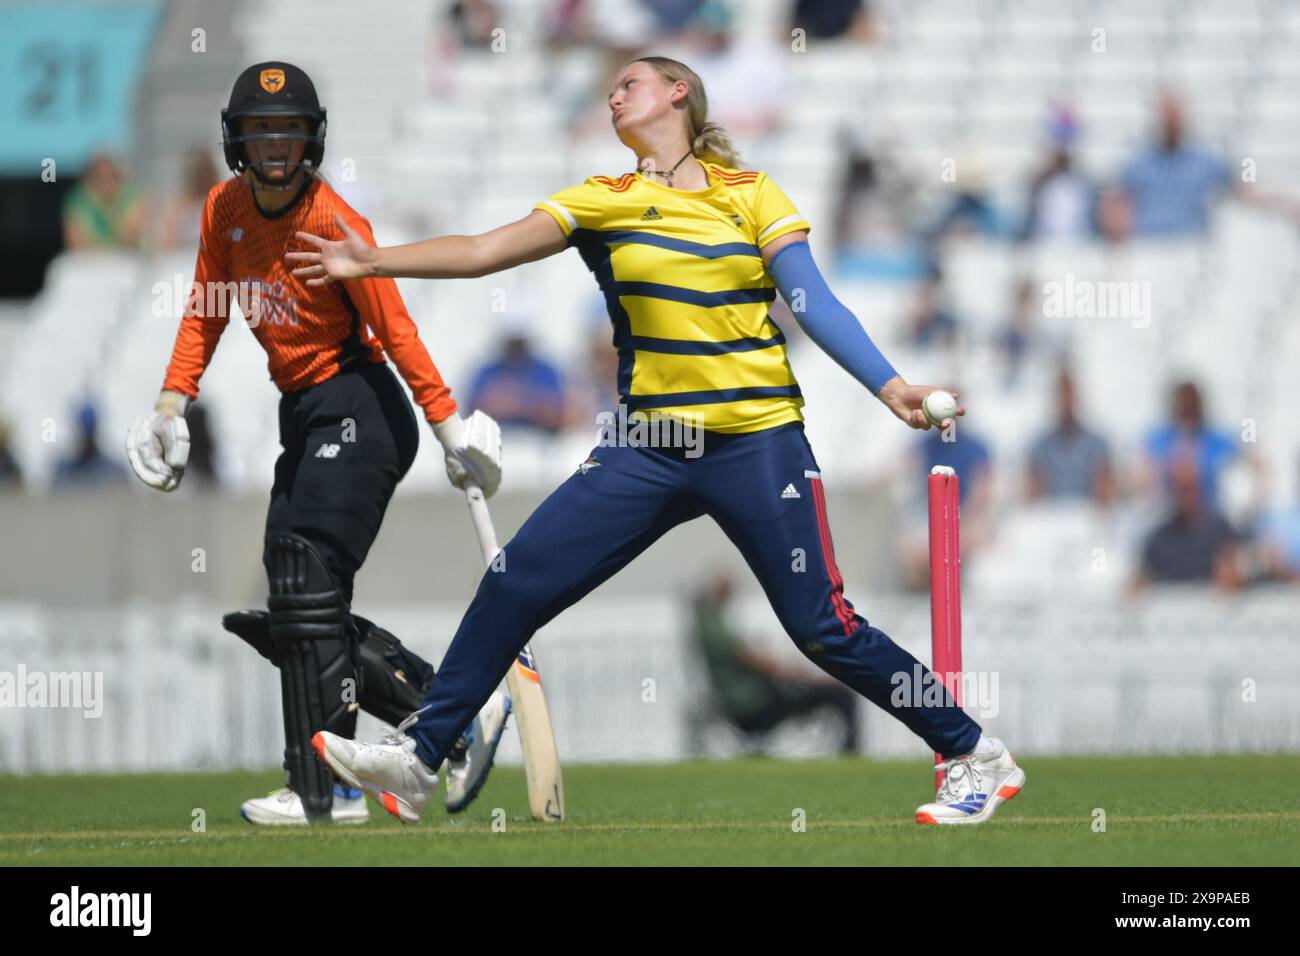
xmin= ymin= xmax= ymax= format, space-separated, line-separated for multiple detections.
xmin=312 ymin=712 xmax=440 ymax=824
xmin=915 ymin=737 xmax=1025 ymax=826
xmin=445 ymin=691 xmax=512 ymax=813
xmin=240 ymin=783 xmax=369 ymax=826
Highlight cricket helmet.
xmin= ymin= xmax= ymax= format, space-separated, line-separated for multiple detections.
xmin=221 ymin=61 xmax=327 ymax=185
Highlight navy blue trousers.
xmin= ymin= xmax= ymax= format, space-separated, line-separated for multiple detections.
xmin=408 ymin=421 xmax=981 ymax=766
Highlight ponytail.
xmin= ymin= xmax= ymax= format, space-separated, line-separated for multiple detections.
xmin=692 ymin=121 xmax=741 ymax=169
xmin=634 ymin=56 xmax=742 ymax=169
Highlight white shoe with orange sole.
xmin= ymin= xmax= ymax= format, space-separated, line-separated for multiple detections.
xmin=915 ymin=737 xmax=1024 ymax=825
xmin=312 ymin=711 xmax=440 ymax=824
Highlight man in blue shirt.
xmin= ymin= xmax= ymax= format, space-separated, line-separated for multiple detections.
xmin=1144 ymin=381 xmax=1240 ymax=508
xmin=1121 ymin=95 xmax=1229 ymax=236
xmin=1135 ymin=455 xmax=1242 ymax=592
xmin=900 ymin=423 xmax=994 ymax=592
xmin=920 ymin=426 xmax=990 ymax=508
xmin=1120 ymin=93 xmax=1300 ymax=237
xmin=467 ymin=333 xmax=567 ymax=434
xmin=53 ymin=404 xmax=127 ymax=490
xmin=1028 ymin=370 xmax=1114 ymax=505
xmin=1259 ymin=456 xmax=1300 ymax=583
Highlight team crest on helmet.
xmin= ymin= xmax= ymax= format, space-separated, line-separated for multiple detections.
xmin=259 ymin=68 xmax=286 ymax=93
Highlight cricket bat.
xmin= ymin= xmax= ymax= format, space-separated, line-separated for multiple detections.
xmin=463 ymin=482 xmax=565 ymax=822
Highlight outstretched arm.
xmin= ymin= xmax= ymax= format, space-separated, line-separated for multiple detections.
xmin=287 ymin=209 xmax=567 ymax=285
xmin=763 ymin=232 xmax=963 ymax=430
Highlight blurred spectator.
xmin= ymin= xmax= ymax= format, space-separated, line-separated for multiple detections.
xmin=467 ymin=333 xmax=568 ymax=434
xmin=1142 ymin=381 xmax=1241 ymax=508
xmin=1118 ymin=94 xmax=1231 ymax=238
xmin=687 ymin=573 xmax=859 ymax=754
xmin=643 ymin=0 xmax=707 ymax=34
xmin=790 ymin=0 xmax=878 ymax=41
xmin=919 ymin=426 xmax=990 ymax=509
xmin=832 ymin=150 xmax=877 ymax=252
xmin=62 ymin=153 xmax=146 ymax=251
xmin=1021 ymin=106 xmax=1095 ymax=241
xmin=1026 ymin=370 xmax=1115 ymax=506
xmin=1134 ymin=455 xmax=1242 ymax=591
xmin=1112 ymin=92 xmax=1300 ymax=238
xmin=155 ymin=149 xmax=221 ymax=250
xmin=899 ymin=422 xmax=994 ymax=590
xmin=907 ymin=265 xmax=959 ymax=349
xmin=830 ymin=133 xmax=926 ymax=278
xmin=545 ymin=0 xmax=588 ymax=46
xmin=994 ymin=278 xmax=1043 ymax=388
xmin=1096 ymin=184 xmax=1134 ymax=243
xmin=673 ymin=2 xmax=785 ymax=142
xmin=183 ymin=405 xmax=220 ymax=488
xmin=52 ymin=404 xmax=126 ymax=490
xmin=1257 ymin=458 xmax=1300 ymax=583
xmin=429 ymin=0 xmax=501 ymax=94
xmin=924 ymin=154 xmax=1004 ymax=248
xmin=0 ymin=421 xmax=23 ymax=490
xmin=446 ymin=0 xmax=499 ymax=48
xmin=548 ymin=0 xmax=669 ymax=54
xmin=569 ymin=309 xmax=623 ymax=427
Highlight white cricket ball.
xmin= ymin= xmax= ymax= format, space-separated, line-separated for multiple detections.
xmin=922 ymin=390 xmax=957 ymax=426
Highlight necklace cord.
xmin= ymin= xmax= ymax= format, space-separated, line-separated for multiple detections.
xmin=643 ymin=149 xmax=695 ymax=184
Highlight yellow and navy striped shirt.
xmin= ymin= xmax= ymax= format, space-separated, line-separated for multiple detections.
xmin=534 ymin=163 xmax=811 ymax=433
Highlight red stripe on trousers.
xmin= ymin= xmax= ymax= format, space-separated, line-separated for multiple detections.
xmin=809 ymin=476 xmax=856 ymax=637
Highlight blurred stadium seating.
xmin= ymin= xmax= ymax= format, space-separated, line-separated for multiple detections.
xmin=1 ymin=0 xmax=1298 ymax=764
xmin=3 ymin=0 xmax=1297 ymax=497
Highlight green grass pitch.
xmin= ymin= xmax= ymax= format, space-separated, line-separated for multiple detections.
xmin=1 ymin=755 xmax=1296 ymax=865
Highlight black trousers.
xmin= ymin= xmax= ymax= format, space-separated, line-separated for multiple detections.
xmin=263 ymin=361 xmax=419 ymax=602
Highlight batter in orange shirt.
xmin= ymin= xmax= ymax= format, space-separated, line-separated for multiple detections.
xmin=162 ymin=174 xmax=456 ymax=422
xmin=125 ymin=61 xmax=509 ymax=827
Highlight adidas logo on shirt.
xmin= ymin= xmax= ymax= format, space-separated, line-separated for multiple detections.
xmin=780 ymin=483 xmax=800 ymax=499
xmin=315 ymin=443 xmax=341 ymax=459
xmin=640 ymin=206 xmax=663 ymax=221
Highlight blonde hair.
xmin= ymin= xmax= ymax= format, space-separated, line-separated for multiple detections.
xmin=633 ymin=56 xmax=742 ymax=169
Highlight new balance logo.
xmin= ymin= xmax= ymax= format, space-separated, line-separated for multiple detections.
xmin=780 ymin=483 xmax=800 ymax=499
xmin=315 ymin=443 xmax=341 ymax=459
xmin=640 ymin=206 xmax=663 ymax=221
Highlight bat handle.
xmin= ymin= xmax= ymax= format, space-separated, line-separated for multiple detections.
xmin=463 ymin=482 xmax=501 ymax=566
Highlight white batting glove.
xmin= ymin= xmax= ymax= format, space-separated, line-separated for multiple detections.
xmin=126 ymin=390 xmax=192 ymax=492
xmin=433 ymin=409 xmax=502 ymax=498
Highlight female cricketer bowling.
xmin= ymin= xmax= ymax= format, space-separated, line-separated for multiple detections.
xmin=125 ymin=61 xmax=511 ymax=825
xmin=293 ymin=57 xmax=1025 ymax=826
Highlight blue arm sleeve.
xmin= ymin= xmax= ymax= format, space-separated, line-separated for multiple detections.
xmin=767 ymin=241 xmax=898 ymax=394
